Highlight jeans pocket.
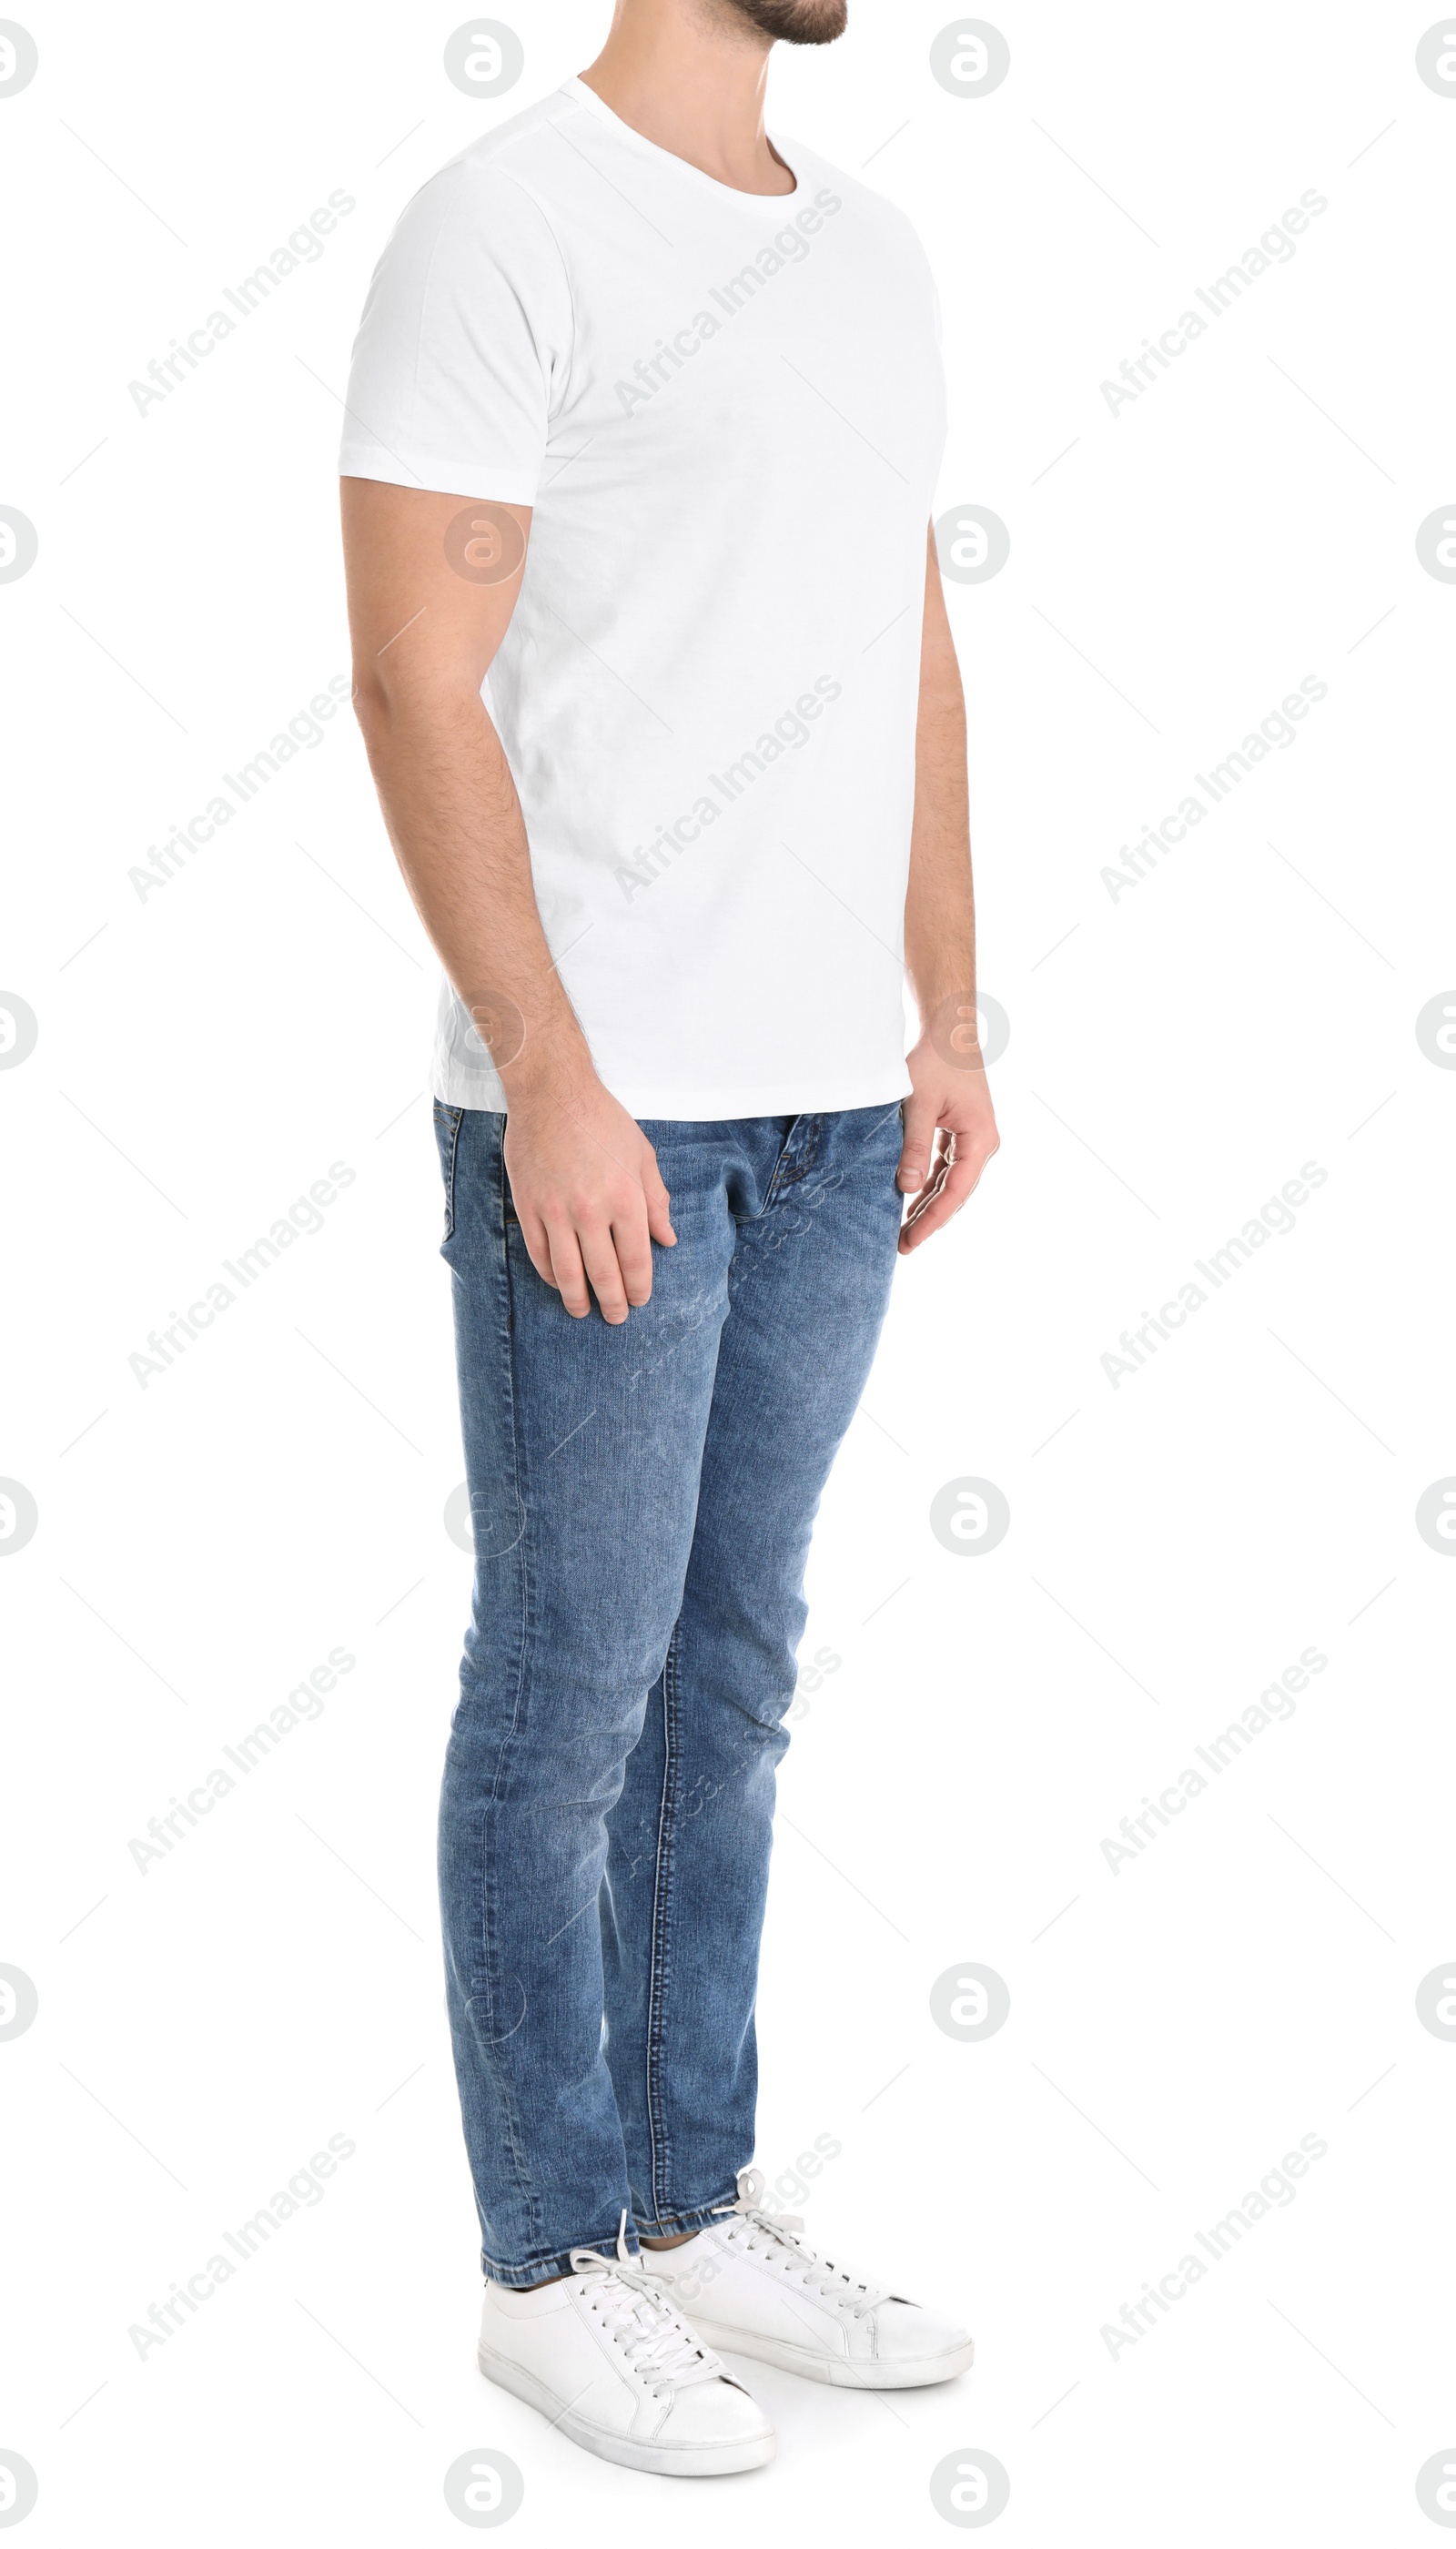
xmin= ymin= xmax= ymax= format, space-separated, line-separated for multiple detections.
xmin=433 ymin=1099 xmax=465 ymax=1245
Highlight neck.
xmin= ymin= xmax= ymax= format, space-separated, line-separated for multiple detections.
xmin=580 ymin=1 xmax=794 ymax=196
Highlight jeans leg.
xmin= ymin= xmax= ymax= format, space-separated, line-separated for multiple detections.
xmin=602 ymin=1104 xmax=905 ymax=2233
xmin=434 ymin=1104 xmax=733 ymax=2285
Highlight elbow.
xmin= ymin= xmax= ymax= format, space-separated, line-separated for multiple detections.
xmin=349 ymin=658 xmax=486 ymax=745
xmin=349 ymin=664 xmax=427 ymax=764
xmin=350 ymin=663 xmax=391 ymax=743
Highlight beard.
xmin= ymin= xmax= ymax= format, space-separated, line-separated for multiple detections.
xmin=714 ymin=0 xmax=848 ymax=42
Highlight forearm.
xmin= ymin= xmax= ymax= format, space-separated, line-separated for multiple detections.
xmin=354 ymin=675 xmax=590 ymax=1096
xmin=905 ymin=533 xmax=978 ymax=1037
xmin=895 ymin=529 xmax=999 ymax=1248
xmin=904 ymin=675 xmax=976 ymax=1029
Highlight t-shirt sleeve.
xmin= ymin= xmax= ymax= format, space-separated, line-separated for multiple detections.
xmin=339 ymin=157 xmax=571 ymax=504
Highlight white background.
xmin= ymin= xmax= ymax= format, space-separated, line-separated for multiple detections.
xmin=4 ymin=1 xmax=1455 ymax=2539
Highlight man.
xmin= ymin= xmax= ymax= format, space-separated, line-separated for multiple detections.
xmin=340 ymin=0 xmax=997 ymax=2479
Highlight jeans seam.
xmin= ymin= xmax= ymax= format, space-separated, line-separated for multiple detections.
xmin=632 ymin=2187 xmax=739 ymax=2240
xmin=442 ymin=1102 xmax=465 ymax=1239
xmin=761 ymin=1140 xmax=793 ymax=1213
xmin=763 ymin=1111 xmax=823 ymax=1209
xmin=643 ymin=1623 xmax=682 ymax=2225
xmin=477 ymin=1115 xmax=539 ymax=2251
xmin=482 ymin=2228 xmax=640 ymax=2288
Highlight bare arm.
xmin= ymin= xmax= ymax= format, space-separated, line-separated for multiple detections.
xmin=341 ymin=479 xmax=674 ymax=1321
xmin=896 ymin=524 xmax=1001 ymax=1252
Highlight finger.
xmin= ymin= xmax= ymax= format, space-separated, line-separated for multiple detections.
xmin=960 ymin=1129 xmax=999 ymax=1198
xmin=904 ymin=1125 xmax=951 ymax=1211
xmin=577 ymin=1219 xmax=631 ymax=1324
xmin=896 ymin=1087 xmax=941 ymax=1194
xmin=640 ymin=1147 xmax=677 ymax=1246
xmin=610 ymin=1199 xmax=655 ymax=1307
xmin=899 ymin=1140 xmax=995 ymax=1251
xmin=899 ymin=1149 xmax=953 ymax=1250
xmin=910 ymin=1122 xmax=998 ymax=1216
xmin=544 ymin=1219 xmax=592 ymax=1317
xmin=517 ymin=1205 xmax=559 ymax=1290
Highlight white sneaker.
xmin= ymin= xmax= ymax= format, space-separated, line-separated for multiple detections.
xmin=477 ymin=2219 xmax=774 ymax=2477
xmin=639 ymin=2169 xmax=975 ymax=2390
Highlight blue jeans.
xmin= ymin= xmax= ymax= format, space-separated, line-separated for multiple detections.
xmin=434 ymin=1100 xmax=904 ymax=2287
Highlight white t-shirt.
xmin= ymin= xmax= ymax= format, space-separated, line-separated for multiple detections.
xmin=340 ymin=76 xmax=945 ymax=1118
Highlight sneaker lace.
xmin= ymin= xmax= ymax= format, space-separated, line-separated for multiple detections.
xmin=709 ymin=2168 xmax=891 ymax=2320
xmin=569 ymin=2216 xmax=726 ymax=2396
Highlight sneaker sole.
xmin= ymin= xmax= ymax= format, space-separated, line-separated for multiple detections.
xmin=682 ymin=2325 xmax=976 ymax=2389
xmin=477 ymin=2340 xmax=775 ymax=2476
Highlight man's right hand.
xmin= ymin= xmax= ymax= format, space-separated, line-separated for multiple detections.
xmin=502 ymin=1067 xmax=676 ymax=1323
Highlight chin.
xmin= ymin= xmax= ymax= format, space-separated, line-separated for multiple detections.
xmin=723 ymin=0 xmax=850 ymax=45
